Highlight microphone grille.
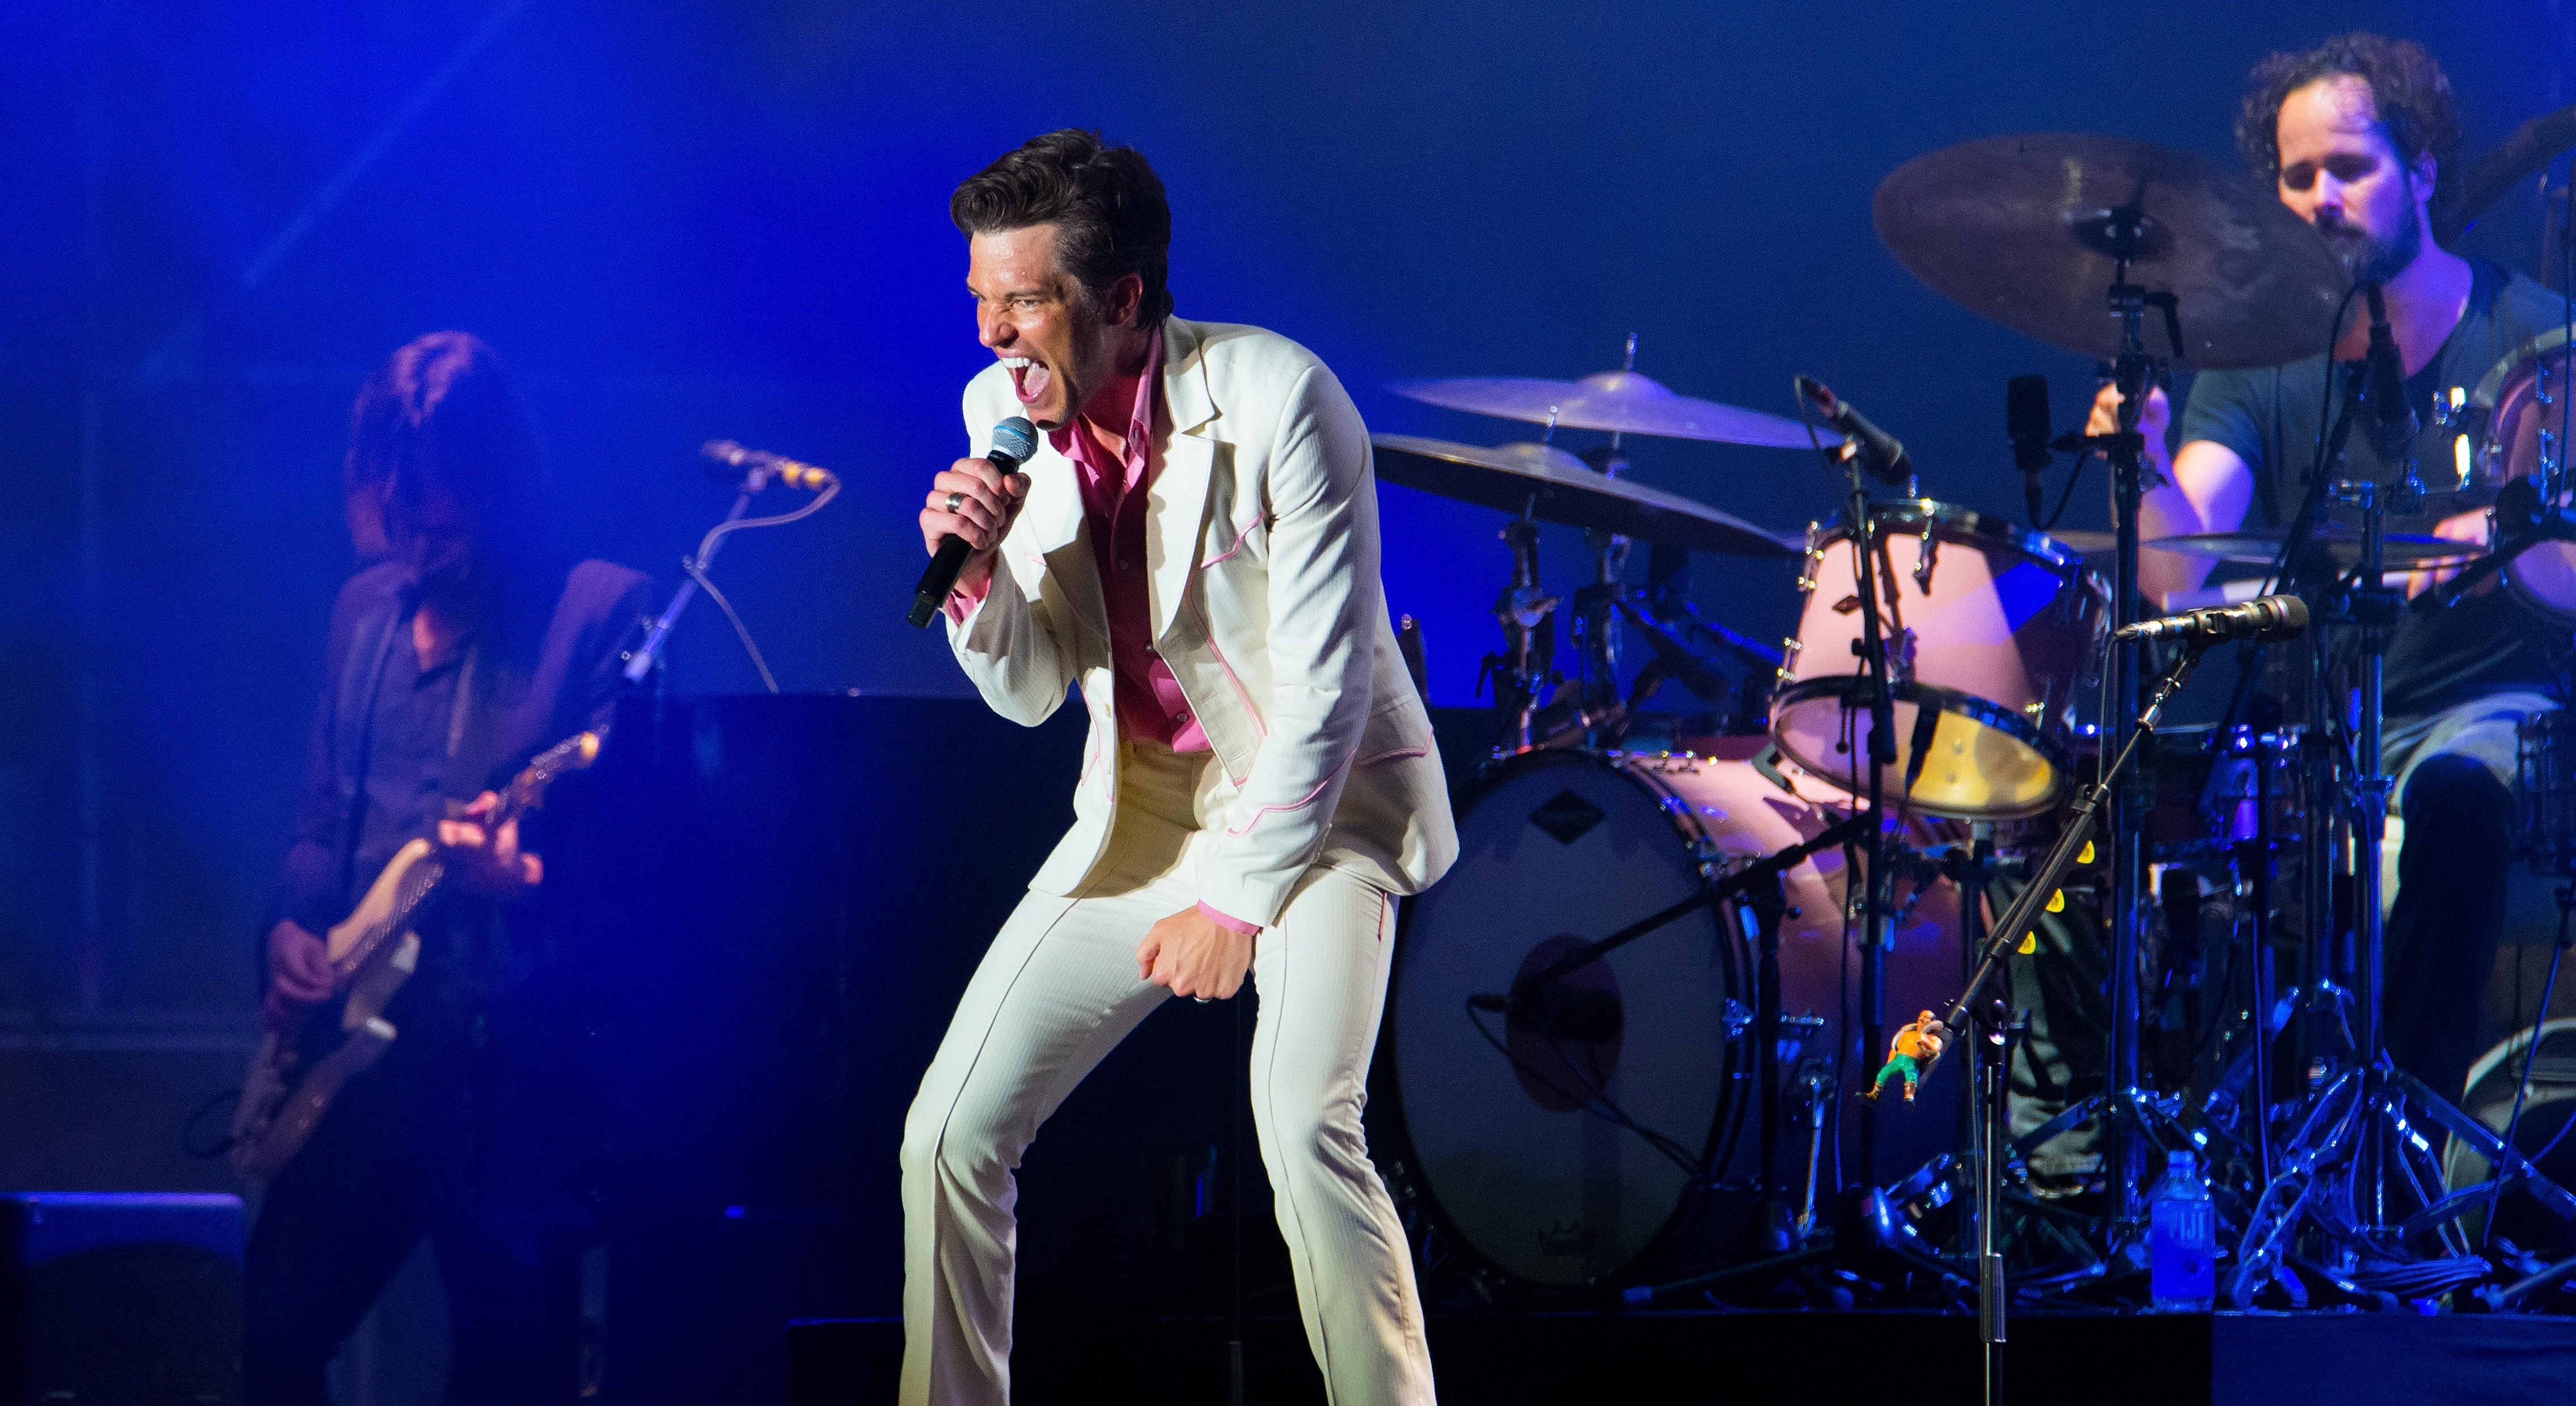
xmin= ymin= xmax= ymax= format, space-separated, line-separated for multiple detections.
xmin=2266 ymin=594 xmax=2311 ymax=630
xmin=990 ymin=417 xmax=1038 ymax=465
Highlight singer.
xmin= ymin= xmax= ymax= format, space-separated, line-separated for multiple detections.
xmin=2092 ymin=35 xmax=2565 ymax=1101
xmin=899 ymin=130 xmax=1457 ymax=1405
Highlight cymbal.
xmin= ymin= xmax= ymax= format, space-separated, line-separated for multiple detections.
xmin=1389 ymin=370 xmax=1824 ymax=448
xmin=2145 ymin=526 xmax=2481 ymax=568
xmin=1371 ymin=435 xmax=1799 ymax=557
xmin=1873 ymin=134 xmax=2350 ymax=369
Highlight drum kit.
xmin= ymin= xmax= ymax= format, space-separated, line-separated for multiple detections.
xmin=1372 ymin=130 xmax=2576 ymax=1324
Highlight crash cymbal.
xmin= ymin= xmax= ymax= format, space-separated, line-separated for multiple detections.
xmin=1389 ymin=370 xmax=1824 ymax=448
xmin=2146 ymin=526 xmax=2482 ymax=568
xmin=1873 ymin=133 xmax=2350 ymax=369
xmin=1371 ymin=435 xmax=1799 ymax=557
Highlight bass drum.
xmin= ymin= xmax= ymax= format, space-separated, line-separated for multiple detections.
xmin=1382 ymin=749 xmax=1961 ymax=1290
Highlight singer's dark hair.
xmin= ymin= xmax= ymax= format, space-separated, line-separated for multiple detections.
xmin=951 ymin=129 xmax=1173 ymax=328
xmin=344 ymin=331 xmax=548 ymax=570
xmin=2238 ymin=34 xmax=2461 ymax=213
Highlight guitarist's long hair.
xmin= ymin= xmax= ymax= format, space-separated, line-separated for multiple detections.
xmin=344 ymin=331 xmax=553 ymax=594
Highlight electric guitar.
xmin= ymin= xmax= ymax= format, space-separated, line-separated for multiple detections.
xmin=228 ymin=730 xmax=602 ymax=1182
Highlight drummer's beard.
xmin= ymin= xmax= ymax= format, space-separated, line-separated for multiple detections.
xmin=2319 ymin=188 xmax=2423 ymax=287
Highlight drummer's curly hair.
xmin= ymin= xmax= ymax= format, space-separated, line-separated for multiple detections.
xmin=2238 ymin=34 xmax=2461 ymax=213
xmin=951 ymin=130 xmax=1174 ymax=329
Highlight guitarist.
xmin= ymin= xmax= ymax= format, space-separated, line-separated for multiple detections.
xmin=244 ymin=331 xmax=650 ymax=1404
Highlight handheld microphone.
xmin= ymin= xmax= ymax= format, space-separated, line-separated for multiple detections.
xmin=2359 ymin=284 xmax=2420 ymax=462
xmin=701 ymin=440 xmax=840 ymax=491
xmin=1795 ymin=375 xmax=1915 ymax=488
xmin=2007 ymin=374 xmax=2053 ymax=524
xmin=2112 ymin=593 xmax=2309 ymax=645
xmin=907 ymin=417 xmax=1039 ymax=628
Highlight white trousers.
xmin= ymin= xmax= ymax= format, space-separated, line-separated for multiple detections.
xmin=899 ymin=744 xmax=1435 ymax=1406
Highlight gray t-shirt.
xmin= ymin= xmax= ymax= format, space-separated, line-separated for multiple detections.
xmin=2177 ymin=259 xmax=2572 ymax=721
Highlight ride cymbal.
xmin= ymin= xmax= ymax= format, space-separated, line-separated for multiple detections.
xmin=1873 ymin=133 xmax=2350 ymax=370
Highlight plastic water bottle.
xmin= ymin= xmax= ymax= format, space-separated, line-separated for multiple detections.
xmin=2148 ymin=1149 xmax=2215 ymax=1311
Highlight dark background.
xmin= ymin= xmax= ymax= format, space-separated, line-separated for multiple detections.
xmin=0 ymin=1 xmax=2569 ymax=1395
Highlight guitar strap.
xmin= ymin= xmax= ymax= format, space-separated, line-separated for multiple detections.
xmin=329 ymin=592 xmax=412 ymax=916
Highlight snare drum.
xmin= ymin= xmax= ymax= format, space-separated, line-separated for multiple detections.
xmin=1383 ymin=749 xmax=1960 ymax=1289
xmin=2144 ymin=723 xmax=2306 ymax=862
xmin=1772 ymin=501 xmax=2109 ymax=819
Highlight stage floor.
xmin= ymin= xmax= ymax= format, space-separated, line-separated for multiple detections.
xmin=788 ymin=1307 xmax=2576 ymax=1405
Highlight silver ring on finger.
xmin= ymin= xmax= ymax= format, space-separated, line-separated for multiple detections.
xmin=945 ymin=490 xmax=966 ymax=513
xmin=1194 ymin=996 xmax=1212 ymax=1004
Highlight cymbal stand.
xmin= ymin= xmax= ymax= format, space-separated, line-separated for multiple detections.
xmin=1477 ymin=512 xmax=1557 ymax=755
xmin=1992 ymin=231 xmax=2186 ymax=1264
xmin=1571 ymin=440 xmax=1632 ymax=748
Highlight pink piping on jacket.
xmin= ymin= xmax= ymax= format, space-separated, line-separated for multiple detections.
xmin=1186 ymin=588 xmax=1268 ymax=760
xmin=1225 ymin=770 xmax=1340 ymax=837
xmin=1353 ymin=742 xmax=1431 ymax=768
xmin=1200 ymin=516 xmax=1262 ymax=568
xmin=1221 ymin=736 xmax=1424 ymax=837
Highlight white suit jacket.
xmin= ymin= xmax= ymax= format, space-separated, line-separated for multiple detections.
xmin=946 ymin=317 xmax=1457 ymax=926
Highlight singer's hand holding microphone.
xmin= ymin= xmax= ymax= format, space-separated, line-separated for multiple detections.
xmin=912 ymin=417 xmax=1039 ymax=622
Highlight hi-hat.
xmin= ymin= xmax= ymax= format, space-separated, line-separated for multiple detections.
xmin=1389 ymin=370 xmax=1825 ymax=448
xmin=1873 ymin=133 xmax=2350 ymax=369
xmin=1371 ymin=434 xmax=1798 ymax=557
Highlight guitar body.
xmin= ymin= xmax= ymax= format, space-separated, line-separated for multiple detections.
xmin=229 ymin=731 xmax=602 ymax=1184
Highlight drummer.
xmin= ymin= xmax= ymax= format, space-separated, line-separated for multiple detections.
xmin=2093 ymin=33 xmax=2568 ymax=1102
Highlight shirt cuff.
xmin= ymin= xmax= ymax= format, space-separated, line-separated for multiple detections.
xmin=1197 ymin=901 xmax=1260 ymax=936
xmin=941 ymin=570 xmax=996 ymax=625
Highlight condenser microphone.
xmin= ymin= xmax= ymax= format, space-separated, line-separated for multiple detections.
xmin=1795 ymin=375 xmax=1915 ymax=488
xmin=701 ymin=440 xmax=840 ymax=491
xmin=2007 ymin=374 xmax=2053 ymax=524
xmin=2112 ymin=594 xmax=2309 ymax=645
xmin=907 ymin=416 xmax=1039 ymax=628
xmin=2359 ymin=283 xmax=2420 ymax=463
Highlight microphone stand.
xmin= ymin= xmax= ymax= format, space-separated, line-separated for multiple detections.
xmin=621 ymin=467 xmax=773 ymax=688
xmin=1836 ymin=445 xmax=1900 ymax=1185
xmin=1893 ymin=636 xmax=2214 ymax=1406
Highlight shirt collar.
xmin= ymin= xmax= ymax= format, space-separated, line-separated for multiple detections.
xmin=1046 ymin=325 xmax=1165 ymax=467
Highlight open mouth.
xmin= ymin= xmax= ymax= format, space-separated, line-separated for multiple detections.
xmin=1003 ymin=355 xmax=1051 ymax=406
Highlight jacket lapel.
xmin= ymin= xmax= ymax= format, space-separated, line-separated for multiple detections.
xmin=1020 ymin=441 xmax=1106 ymax=641
xmin=1149 ymin=319 xmax=1219 ymax=642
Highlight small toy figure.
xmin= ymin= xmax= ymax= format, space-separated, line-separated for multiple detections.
xmin=1866 ymin=1010 xmax=1951 ymax=1103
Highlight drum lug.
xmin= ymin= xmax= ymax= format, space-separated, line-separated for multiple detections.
xmin=1776 ymin=637 xmax=1803 ymax=683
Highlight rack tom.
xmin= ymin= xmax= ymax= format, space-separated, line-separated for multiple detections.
xmin=1771 ymin=501 xmax=2109 ymax=819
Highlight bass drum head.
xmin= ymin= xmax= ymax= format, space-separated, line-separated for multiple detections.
xmin=1386 ymin=752 xmax=1739 ymax=1287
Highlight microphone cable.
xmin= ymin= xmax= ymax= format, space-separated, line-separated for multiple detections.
xmin=678 ymin=476 xmax=840 ymax=694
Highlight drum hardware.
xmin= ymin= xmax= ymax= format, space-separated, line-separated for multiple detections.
xmin=2223 ymin=465 xmax=2576 ymax=1306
